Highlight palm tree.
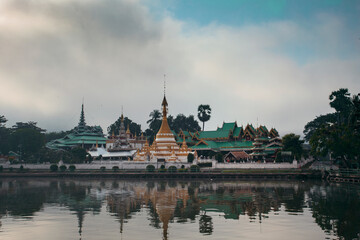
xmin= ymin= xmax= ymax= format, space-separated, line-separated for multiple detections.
xmin=197 ymin=105 xmax=211 ymax=131
xmin=147 ymin=109 xmax=162 ymax=132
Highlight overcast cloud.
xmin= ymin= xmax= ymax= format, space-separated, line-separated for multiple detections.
xmin=1 ymin=0 xmax=359 ymax=136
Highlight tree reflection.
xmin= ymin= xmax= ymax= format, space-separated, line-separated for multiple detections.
xmin=0 ymin=179 xmax=358 ymax=240
xmin=199 ymin=212 xmax=213 ymax=235
xmin=308 ymin=184 xmax=360 ymax=240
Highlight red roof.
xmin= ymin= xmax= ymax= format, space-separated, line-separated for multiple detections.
xmin=225 ymin=151 xmax=249 ymax=160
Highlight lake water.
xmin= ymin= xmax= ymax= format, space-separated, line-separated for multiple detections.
xmin=0 ymin=178 xmax=359 ymax=240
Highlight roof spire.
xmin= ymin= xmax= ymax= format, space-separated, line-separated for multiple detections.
xmin=78 ymin=102 xmax=86 ymax=129
xmin=164 ymin=74 xmax=166 ymax=96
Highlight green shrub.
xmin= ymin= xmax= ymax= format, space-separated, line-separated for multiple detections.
xmin=198 ymin=162 xmax=212 ymax=168
xmin=187 ymin=153 xmax=194 ymax=163
xmin=215 ymin=153 xmax=224 ymax=163
xmin=159 ymin=165 xmax=166 ymax=172
xmin=0 ymin=165 xmax=3 ymax=172
xmin=59 ymin=165 xmax=67 ymax=172
xmin=50 ymin=164 xmax=58 ymax=172
xmin=69 ymin=165 xmax=76 ymax=172
xmin=190 ymin=165 xmax=200 ymax=173
xmin=100 ymin=166 xmax=106 ymax=172
xmin=168 ymin=166 xmax=177 ymax=173
xmin=19 ymin=165 xmax=24 ymax=172
xmin=146 ymin=165 xmax=155 ymax=172
xmin=112 ymin=166 xmax=119 ymax=172
xmin=9 ymin=167 xmax=13 ymax=172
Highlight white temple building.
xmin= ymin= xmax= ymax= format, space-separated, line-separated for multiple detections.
xmin=88 ymin=114 xmax=137 ymax=160
xmin=133 ymin=94 xmax=193 ymax=163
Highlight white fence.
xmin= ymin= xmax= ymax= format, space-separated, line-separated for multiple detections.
xmin=1 ymin=161 xmax=191 ymax=170
xmin=1 ymin=157 xmax=314 ymax=170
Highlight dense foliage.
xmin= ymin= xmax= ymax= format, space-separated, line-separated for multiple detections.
xmin=304 ymin=88 xmax=360 ymax=168
xmin=281 ymin=133 xmax=304 ymax=160
xmin=145 ymin=110 xmax=201 ymax=143
xmin=107 ymin=116 xmax=142 ymax=136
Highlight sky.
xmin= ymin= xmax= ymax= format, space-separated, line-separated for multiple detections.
xmin=0 ymin=0 xmax=360 ymax=136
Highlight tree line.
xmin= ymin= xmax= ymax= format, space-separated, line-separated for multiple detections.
xmin=0 ymin=118 xmax=87 ymax=164
xmin=0 ymin=104 xmax=211 ymax=163
xmin=107 ymin=104 xmax=212 ymax=143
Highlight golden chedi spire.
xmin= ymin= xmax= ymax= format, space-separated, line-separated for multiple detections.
xmin=126 ymin=124 xmax=130 ymax=134
xmin=157 ymin=95 xmax=172 ymax=135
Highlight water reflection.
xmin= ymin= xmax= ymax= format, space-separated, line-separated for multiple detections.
xmin=0 ymin=179 xmax=359 ymax=240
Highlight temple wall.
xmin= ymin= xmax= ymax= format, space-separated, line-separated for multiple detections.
xmin=2 ymin=161 xmax=192 ymax=170
xmin=1 ymin=158 xmax=313 ymax=170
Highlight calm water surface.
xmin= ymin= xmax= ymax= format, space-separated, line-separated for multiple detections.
xmin=0 ymin=179 xmax=359 ymax=240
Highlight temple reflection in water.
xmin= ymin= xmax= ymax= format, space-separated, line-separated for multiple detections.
xmin=0 ymin=179 xmax=359 ymax=240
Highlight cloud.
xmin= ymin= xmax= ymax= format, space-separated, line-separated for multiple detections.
xmin=0 ymin=0 xmax=359 ymax=136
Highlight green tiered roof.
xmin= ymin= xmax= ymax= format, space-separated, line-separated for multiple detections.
xmin=233 ymin=126 xmax=243 ymax=138
xmin=192 ymin=140 xmax=254 ymax=150
xmin=46 ymin=104 xmax=107 ymax=150
xmin=198 ymin=129 xmax=231 ymax=139
xmin=190 ymin=121 xmax=282 ymax=158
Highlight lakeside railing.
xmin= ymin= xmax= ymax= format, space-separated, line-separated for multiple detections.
xmin=328 ymin=169 xmax=360 ymax=177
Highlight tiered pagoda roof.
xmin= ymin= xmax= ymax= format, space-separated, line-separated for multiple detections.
xmin=188 ymin=121 xmax=282 ymax=159
xmin=46 ymin=104 xmax=107 ymax=150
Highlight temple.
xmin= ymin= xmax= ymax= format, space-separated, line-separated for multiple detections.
xmin=46 ymin=104 xmax=107 ymax=150
xmin=177 ymin=122 xmax=282 ymax=161
xmin=133 ymin=94 xmax=192 ymax=162
xmin=88 ymin=113 xmax=140 ymax=160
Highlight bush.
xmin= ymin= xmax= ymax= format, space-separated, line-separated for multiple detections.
xmin=190 ymin=165 xmax=200 ymax=173
xmin=59 ymin=165 xmax=67 ymax=172
xmin=178 ymin=168 xmax=188 ymax=172
xmin=198 ymin=162 xmax=212 ymax=168
xmin=146 ymin=165 xmax=155 ymax=172
xmin=100 ymin=166 xmax=106 ymax=172
xmin=159 ymin=165 xmax=166 ymax=172
xmin=112 ymin=166 xmax=119 ymax=172
xmin=168 ymin=166 xmax=177 ymax=173
xmin=215 ymin=153 xmax=224 ymax=163
xmin=0 ymin=165 xmax=3 ymax=172
xmin=19 ymin=165 xmax=24 ymax=172
xmin=187 ymin=153 xmax=194 ymax=163
xmin=69 ymin=165 xmax=76 ymax=172
xmin=50 ymin=164 xmax=58 ymax=172
xmin=9 ymin=167 xmax=13 ymax=172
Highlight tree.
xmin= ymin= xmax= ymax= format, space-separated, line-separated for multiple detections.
xmin=187 ymin=153 xmax=194 ymax=163
xmin=10 ymin=122 xmax=45 ymax=159
xmin=70 ymin=147 xmax=87 ymax=163
xmin=349 ymin=94 xmax=360 ymax=133
xmin=215 ymin=153 xmax=224 ymax=163
xmin=0 ymin=115 xmax=10 ymax=154
xmin=329 ymin=88 xmax=352 ymax=124
xmin=108 ymin=116 xmax=142 ymax=136
xmin=282 ymin=133 xmax=304 ymax=160
xmin=169 ymin=114 xmax=201 ymax=133
xmin=303 ymin=113 xmax=337 ymax=141
xmin=146 ymin=110 xmax=162 ymax=142
xmin=197 ymin=105 xmax=211 ymax=131
xmin=306 ymin=88 xmax=360 ymax=168
xmin=304 ymin=89 xmax=352 ymax=141
xmin=44 ymin=131 xmax=68 ymax=143
xmin=147 ymin=110 xmax=162 ymax=130
xmin=12 ymin=121 xmax=45 ymax=132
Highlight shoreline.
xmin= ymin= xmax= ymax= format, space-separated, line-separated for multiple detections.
xmin=0 ymin=170 xmax=320 ymax=180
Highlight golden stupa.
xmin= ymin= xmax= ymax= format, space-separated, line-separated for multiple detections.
xmin=134 ymin=94 xmax=191 ymax=162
